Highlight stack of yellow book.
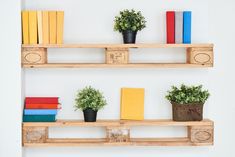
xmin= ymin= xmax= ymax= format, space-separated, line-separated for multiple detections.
xmin=21 ymin=10 xmax=64 ymax=44
xmin=120 ymin=88 xmax=145 ymax=120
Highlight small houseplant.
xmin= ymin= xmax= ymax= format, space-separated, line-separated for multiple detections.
xmin=75 ymin=86 xmax=107 ymax=122
xmin=165 ymin=84 xmax=210 ymax=121
xmin=114 ymin=9 xmax=146 ymax=44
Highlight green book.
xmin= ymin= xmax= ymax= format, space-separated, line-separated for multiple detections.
xmin=23 ymin=115 xmax=56 ymax=122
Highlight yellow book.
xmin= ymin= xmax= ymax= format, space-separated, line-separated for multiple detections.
xmin=42 ymin=11 xmax=49 ymax=44
xmin=28 ymin=11 xmax=38 ymax=44
xmin=49 ymin=11 xmax=57 ymax=44
xmin=21 ymin=11 xmax=29 ymax=44
xmin=37 ymin=11 xmax=43 ymax=44
xmin=56 ymin=11 xmax=64 ymax=44
xmin=120 ymin=88 xmax=145 ymax=120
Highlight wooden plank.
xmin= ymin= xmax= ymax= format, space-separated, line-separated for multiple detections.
xmin=22 ymin=43 xmax=214 ymax=49
xmin=22 ymin=63 xmax=213 ymax=68
xmin=23 ymin=119 xmax=214 ymax=127
xmin=23 ymin=137 xmax=212 ymax=147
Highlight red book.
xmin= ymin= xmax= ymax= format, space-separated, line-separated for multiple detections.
xmin=25 ymin=103 xmax=61 ymax=109
xmin=25 ymin=97 xmax=59 ymax=104
xmin=166 ymin=11 xmax=175 ymax=44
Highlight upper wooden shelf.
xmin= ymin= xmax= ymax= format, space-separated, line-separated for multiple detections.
xmin=23 ymin=119 xmax=213 ymax=127
xmin=22 ymin=43 xmax=214 ymax=48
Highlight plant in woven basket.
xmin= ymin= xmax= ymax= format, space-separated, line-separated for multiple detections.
xmin=114 ymin=9 xmax=146 ymax=44
xmin=165 ymin=84 xmax=210 ymax=121
xmin=75 ymin=86 xmax=107 ymax=122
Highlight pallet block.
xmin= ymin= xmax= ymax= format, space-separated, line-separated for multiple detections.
xmin=22 ymin=119 xmax=214 ymax=147
xmin=23 ymin=126 xmax=48 ymax=143
xmin=188 ymin=125 xmax=213 ymax=144
xmin=106 ymin=126 xmax=130 ymax=142
xmin=187 ymin=47 xmax=213 ymax=65
xmin=105 ymin=48 xmax=129 ymax=64
xmin=22 ymin=47 xmax=47 ymax=64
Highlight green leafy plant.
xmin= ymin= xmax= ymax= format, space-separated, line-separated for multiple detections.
xmin=75 ymin=86 xmax=107 ymax=111
xmin=114 ymin=9 xmax=146 ymax=32
xmin=165 ymin=84 xmax=210 ymax=104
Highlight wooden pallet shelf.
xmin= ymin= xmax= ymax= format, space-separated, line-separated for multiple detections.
xmin=22 ymin=63 xmax=212 ymax=68
xmin=21 ymin=43 xmax=214 ymax=68
xmin=23 ymin=119 xmax=214 ymax=147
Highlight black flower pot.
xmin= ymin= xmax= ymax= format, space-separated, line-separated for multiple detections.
xmin=83 ymin=108 xmax=97 ymax=122
xmin=122 ymin=30 xmax=137 ymax=44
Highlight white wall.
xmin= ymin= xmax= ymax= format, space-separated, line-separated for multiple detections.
xmin=0 ymin=0 xmax=235 ymax=157
xmin=0 ymin=1 xmax=22 ymax=157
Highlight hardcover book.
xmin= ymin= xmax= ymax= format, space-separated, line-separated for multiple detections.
xmin=25 ymin=97 xmax=59 ymax=104
xmin=24 ymin=109 xmax=58 ymax=115
xmin=175 ymin=11 xmax=183 ymax=43
xmin=166 ymin=11 xmax=175 ymax=44
xmin=22 ymin=11 xmax=29 ymax=44
xmin=28 ymin=11 xmax=38 ymax=44
xmin=23 ymin=115 xmax=56 ymax=122
xmin=120 ymin=88 xmax=145 ymax=120
xmin=56 ymin=11 xmax=64 ymax=44
xmin=25 ymin=103 xmax=60 ymax=109
xmin=183 ymin=11 xmax=192 ymax=44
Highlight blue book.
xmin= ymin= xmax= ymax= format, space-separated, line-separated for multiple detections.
xmin=183 ymin=11 xmax=192 ymax=44
xmin=24 ymin=109 xmax=58 ymax=115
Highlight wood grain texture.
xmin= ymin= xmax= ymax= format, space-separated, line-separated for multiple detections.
xmin=22 ymin=63 xmax=213 ymax=68
xmin=22 ymin=43 xmax=214 ymax=48
xmin=23 ymin=119 xmax=213 ymax=127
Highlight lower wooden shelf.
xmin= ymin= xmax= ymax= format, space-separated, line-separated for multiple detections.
xmin=22 ymin=63 xmax=212 ymax=68
xmin=23 ymin=119 xmax=214 ymax=147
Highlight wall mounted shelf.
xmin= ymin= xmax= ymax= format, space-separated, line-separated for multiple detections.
xmin=21 ymin=43 xmax=214 ymax=68
xmin=23 ymin=119 xmax=214 ymax=147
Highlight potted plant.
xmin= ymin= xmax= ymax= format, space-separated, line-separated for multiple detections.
xmin=114 ymin=9 xmax=146 ymax=44
xmin=75 ymin=86 xmax=107 ymax=122
xmin=165 ymin=84 xmax=210 ymax=121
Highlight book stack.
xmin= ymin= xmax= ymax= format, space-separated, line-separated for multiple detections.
xmin=23 ymin=97 xmax=60 ymax=122
xmin=166 ymin=11 xmax=192 ymax=44
xmin=21 ymin=11 xmax=64 ymax=44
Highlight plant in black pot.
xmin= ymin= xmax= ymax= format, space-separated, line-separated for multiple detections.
xmin=75 ymin=86 xmax=107 ymax=122
xmin=165 ymin=84 xmax=210 ymax=121
xmin=114 ymin=9 xmax=146 ymax=44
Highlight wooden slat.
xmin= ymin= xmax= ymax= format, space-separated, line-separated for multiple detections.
xmin=23 ymin=137 xmax=212 ymax=147
xmin=22 ymin=43 xmax=214 ymax=48
xmin=23 ymin=119 xmax=214 ymax=127
xmin=22 ymin=63 xmax=213 ymax=68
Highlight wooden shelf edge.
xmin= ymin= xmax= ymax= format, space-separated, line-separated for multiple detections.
xmin=22 ymin=63 xmax=213 ymax=68
xmin=23 ymin=138 xmax=213 ymax=147
xmin=21 ymin=43 xmax=214 ymax=48
xmin=22 ymin=119 xmax=214 ymax=127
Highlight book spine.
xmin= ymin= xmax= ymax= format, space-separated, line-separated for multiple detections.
xmin=25 ymin=97 xmax=59 ymax=104
xmin=24 ymin=109 xmax=57 ymax=115
xmin=166 ymin=11 xmax=175 ymax=44
xmin=49 ymin=11 xmax=57 ymax=44
xmin=25 ymin=103 xmax=60 ymax=109
xmin=28 ymin=11 xmax=38 ymax=44
xmin=37 ymin=11 xmax=43 ymax=44
xmin=56 ymin=11 xmax=64 ymax=44
xmin=21 ymin=11 xmax=29 ymax=44
xmin=23 ymin=115 xmax=56 ymax=122
xmin=42 ymin=11 xmax=49 ymax=44
xmin=183 ymin=11 xmax=192 ymax=44
xmin=175 ymin=11 xmax=183 ymax=44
